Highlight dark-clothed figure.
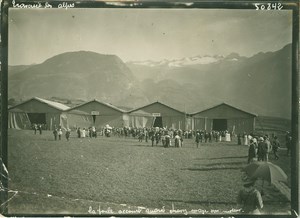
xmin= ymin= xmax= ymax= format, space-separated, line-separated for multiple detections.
xmin=237 ymin=178 xmax=263 ymax=214
xmin=92 ymin=127 xmax=97 ymax=138
xmin=151 ymin=134 xmax=155 ymax=147
xmin=286 ymin=132 xmax=292 ymax=156
xmin=248 ymin=139 xmax=256 ymax=164
xmin=257 ymin=137 xmax=265 ymax=161
xmin=89 ymin=127 xmax=92 ymax=138
xmin=145 ymin=130 xmax=148 ymax=143
xmin=38 ymin=124 xmax=42 ymax=135
xmin=195 ymin=133 xmax=200 ymax=148
xmin=238 ymin=134 xmax=242 ymax=145
xmin=66 ymin=129 xmax=71 ymax=141
xmin=204 ymin=131 xmax=209 ymax=143
xmin=77 ymin=128 xmax=81 ymax=138
xmin=272 ymin=136 xmax=280 ymax=160
xmin=53 ymin=128 xmax=58 ymax=141
xmin=155 ymin=133 xmax=160 ymax=146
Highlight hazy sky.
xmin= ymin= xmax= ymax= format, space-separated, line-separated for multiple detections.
xmin=9 ymin=8 xmax=292 ymax=65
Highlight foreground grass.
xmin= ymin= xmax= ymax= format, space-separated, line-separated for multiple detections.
xmin=7 ymin=130 xmax=290 ymax=215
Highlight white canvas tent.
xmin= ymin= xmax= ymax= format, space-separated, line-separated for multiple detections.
xmin=8 ymin=97 xmax=70 ymax=130
xmin=127 ymin=109 xmax=154 ymax=128
xmin=65 ymin=99 xmax=126 ymax=129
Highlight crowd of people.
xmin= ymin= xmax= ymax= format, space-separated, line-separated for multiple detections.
xmin=32 ymin=124 xmax=292 ymax=156
xmin=46 ymin=126 xmax=237 ymax=150
xmin=245 ymin=131 xmax=292 ymax=163
xmin=76 ymin=126 xmax=97 ymax=138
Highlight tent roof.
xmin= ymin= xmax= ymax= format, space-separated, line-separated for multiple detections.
xmin=128 ymin=109 xmax=153 ymax=116
xmin=65 ymin=109 xmax=90 ymax=115
xmin=9 ymin=97 xmax=70 ymax=111
xmin=129 ymin=101 xmax=185 ymax=115
xmin=66 ymin=99 xmax=126 ymax=113
xmin=190 ymin=102 xmax=257 ymax=117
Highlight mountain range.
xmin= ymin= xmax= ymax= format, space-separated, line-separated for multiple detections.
xmin=8 ymin=44 xmax=292 ymax=119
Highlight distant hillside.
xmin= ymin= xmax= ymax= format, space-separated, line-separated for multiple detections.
xmin=9 ymin=51 xmax=148 ymax=107
xmin=9 ymin=44 xmax=292 ymax=119
xmin=129 ymin=44 xmax=292 ymax=118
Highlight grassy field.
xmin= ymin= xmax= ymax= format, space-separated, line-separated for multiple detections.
xmin=6 ymin=129 xmax=291 ymax=215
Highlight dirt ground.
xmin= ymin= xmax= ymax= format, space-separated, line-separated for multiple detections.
xmin=5 ymin=129 xmax=291 ymax=215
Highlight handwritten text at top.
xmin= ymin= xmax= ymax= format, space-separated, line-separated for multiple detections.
xmin=12 ymin=0 xmax=75 ymax=9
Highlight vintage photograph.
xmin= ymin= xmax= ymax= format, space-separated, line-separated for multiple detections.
xmin=4 ymin=4 xmax=294 ymax=215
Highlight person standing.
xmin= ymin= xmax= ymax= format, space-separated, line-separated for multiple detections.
xmin=272 ymin=136 xmax=280 ymax=160
xmin=286 ymin=132 xmax=292 ymax=156
xmin=58 ymin=128 xmax=63 ymax=140
xmin=180 ymin=136 xmax=183 ymax=147
xmin=92 ymin=126 xmax=97 ymax=138
xmin=204 ymin=131 xmax=208 ymax=143
xmin=248 ymin=139 xmax=256 ymax=164
xmin=38 ymin=124 xmax=42 ymax=135
xmin=257 ymin=137 xmax=265 ymax=161
xmin=145 ymin=129 xmax=149 ymax=143
xmin=264 ymin=136 xmax=272 ymax=162
xmin=89 ymin=127 xmax=92 ymax=138
xmin=155 ymin=133 xmax=160 ymax=146
xmin=161 ymin=134 xmax=166 ymax=147
xmin=237 ymin=177 xmax=263 ymax=214
xmin=195 ymin=133 xmax=200 ymax=148
xmin=200 ymin=131 xmax=204 ymax=143
xmin=174 ymin=134 xmax=181 ymax=147
xmin=238 ymin=134 xmax=242 ymax=145
xmin=82 ymin=128 xmax=86 ymax=138
xmin=151 ymin=133 xmax=155 ymax=147
xmin=243 ymin=133 xmax=248 ymax=146
xmin=164 ymin=134 xmax=170 ymax=148
xmin=53 ymin=128 xmax=58 ymax=141
xmin=65 ymin=128 xmax=71 ymax=141
xmin=33 ymin=124 xmax=38 ymax=135
xmin=77 ymin=127 xmax=81 ymax=138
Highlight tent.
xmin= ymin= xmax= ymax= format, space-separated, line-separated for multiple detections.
xmin=127 ymin=109 xmax=154 ymax=128
xmin=129 ymin=101 xmax=187 ymax=129
xmin=191 ymin=103 xmax=257 ymax=134
xmin=8 ymin=97 xmax=70 ymax=130
xmin=65 ymin=99 xmax=125 ymax=129
xmin=62 ymin=110 xmax=93 ymax=130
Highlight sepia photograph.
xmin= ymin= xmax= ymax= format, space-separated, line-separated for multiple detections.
xmin=1 ymin=2 xmax=298 ymax=216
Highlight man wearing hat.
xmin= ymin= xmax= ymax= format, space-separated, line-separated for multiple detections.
xmin=257 ymin=137 xmax=266 ymax=161
xmin=237 ymin=177 xmax=263 ymax=214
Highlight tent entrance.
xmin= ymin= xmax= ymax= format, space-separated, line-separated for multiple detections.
xmin=92 ymin=115 xmax=96 ymax=124
xmin=213 ymin=119 xmax=227 ymax=131
xmin=27 ymin=113 xmax=46 ymax=124
xmin=153 ymin=116 xmax=163 ymax=128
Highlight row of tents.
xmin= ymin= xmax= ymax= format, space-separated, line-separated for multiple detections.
xmin=8 ymin=97 xmax=257 ymax=133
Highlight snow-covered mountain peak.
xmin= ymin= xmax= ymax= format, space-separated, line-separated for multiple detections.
xmin=127 ymin=54 xmax=229 ymax=68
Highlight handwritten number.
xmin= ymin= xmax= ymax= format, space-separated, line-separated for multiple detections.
xmin=255 ymin=3 xmax=283 ymax=10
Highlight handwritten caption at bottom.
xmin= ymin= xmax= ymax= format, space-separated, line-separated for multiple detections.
xmin=88 ymin=205 xmax=241 ymax=215
xmin=12 ymin=0 xmax=75 ymax=9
